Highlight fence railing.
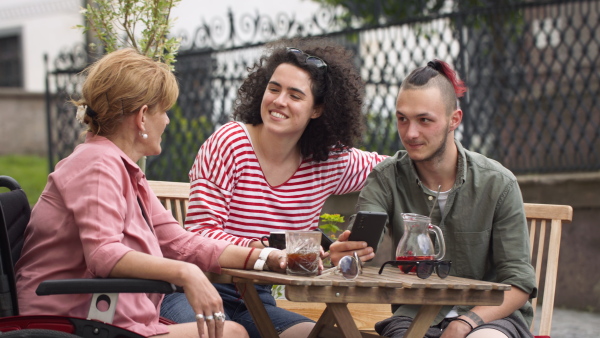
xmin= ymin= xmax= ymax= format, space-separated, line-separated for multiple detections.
xmin=46 ymin=0 xmax=600 ymax=181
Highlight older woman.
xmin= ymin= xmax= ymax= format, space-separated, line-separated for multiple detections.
xmin=160 ymin=38 xmax=388 ymax=338
xmin=15 ymin=48 xmax=286 ymax=338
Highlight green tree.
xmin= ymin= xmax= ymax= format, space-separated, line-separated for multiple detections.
xmin=311 ymin=0 xmax=524 ymax=26
xmin=313 ymin=0 xmax=446 ymax=26
xmin=77 ymin=0 xmax=182 ymax=69
xmin=76 ymin=0 xmax=183 ymax=171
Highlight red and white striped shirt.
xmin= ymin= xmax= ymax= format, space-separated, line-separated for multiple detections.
xmin=185 ymin=122 xmax=387 ymax=246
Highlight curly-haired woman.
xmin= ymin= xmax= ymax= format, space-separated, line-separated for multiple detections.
xmin=160 ymin=38 xmax=387 ymax=338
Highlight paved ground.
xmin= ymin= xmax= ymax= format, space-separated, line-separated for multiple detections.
xmin=534 ymin=308 xmax=599 ymax=338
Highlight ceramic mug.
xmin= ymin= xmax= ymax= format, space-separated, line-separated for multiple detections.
xmin=260 ymin=231 xmax=286 ymax=250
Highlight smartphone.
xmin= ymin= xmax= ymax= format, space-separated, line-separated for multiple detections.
xmin=315 ymin=228 xmax=334 ymax=252
xmin=347 ymin=211 xmax=388 ymax=255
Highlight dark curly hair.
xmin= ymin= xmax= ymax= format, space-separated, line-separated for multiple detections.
xmin=232 ymin=37 xmax=366 ymax=162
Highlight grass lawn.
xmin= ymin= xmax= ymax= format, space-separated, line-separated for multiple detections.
xmin=0 ymin=155 xmax=49 ymax=206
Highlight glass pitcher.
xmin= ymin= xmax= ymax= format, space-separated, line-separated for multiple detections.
xmin=396 ymin=213 xmax=445 ymax=272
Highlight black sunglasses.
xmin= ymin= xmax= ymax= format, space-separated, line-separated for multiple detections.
xmin=378 ymin=260 xmax=452 ymax=279
xmin=286 ymin=47 xmax=328 ymax=70
xmin=320 ymin=252 xmax=362 ymax=280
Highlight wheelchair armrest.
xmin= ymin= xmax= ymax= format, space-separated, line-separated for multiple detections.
xmin=36 ymin=278 xmax=181 ymax=296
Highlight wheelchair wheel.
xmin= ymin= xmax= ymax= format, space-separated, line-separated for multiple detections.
xmin=0 ymin=329 xmax=81 ymax=337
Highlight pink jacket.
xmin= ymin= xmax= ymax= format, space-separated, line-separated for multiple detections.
xmin=16 ymin=133 xmax=230 ymax=336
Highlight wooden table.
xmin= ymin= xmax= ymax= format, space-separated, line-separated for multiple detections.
xmin=212 ymin=266 xmax=510 ymax=338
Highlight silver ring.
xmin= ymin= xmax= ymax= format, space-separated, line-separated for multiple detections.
xmin=195 ymin=314 xmax=204 ymax=321
xmin=214 ymin=311 xmax=226 ymax=322
xmin=205 ymin=315 xmax=214 ymax=321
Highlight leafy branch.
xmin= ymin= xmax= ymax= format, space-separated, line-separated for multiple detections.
xmin=76 ymin=0 xmax=182 ymax=70
xmin=319 ymin=213 xmax=345 ymax=240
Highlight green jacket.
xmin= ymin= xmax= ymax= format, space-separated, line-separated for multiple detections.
xmin=357 ymin=140 xmax=537 ymax=326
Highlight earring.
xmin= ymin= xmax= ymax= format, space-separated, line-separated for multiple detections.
xmin=140 ymin=132 xmax=148 ymax=139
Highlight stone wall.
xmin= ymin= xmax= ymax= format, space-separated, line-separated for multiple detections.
xmin=321 ymin=172 xmax=600 ymax=313
xmin=0 ymin=89 xmax=46 ymax=156
xmin=519 ymin=172 xmax=600 ymax=312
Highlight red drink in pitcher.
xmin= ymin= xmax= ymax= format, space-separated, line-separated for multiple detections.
xmin=396 ymin=214 xmax=446 ymax=272
xmin=396 ymin=255 xmax=434 ymax=274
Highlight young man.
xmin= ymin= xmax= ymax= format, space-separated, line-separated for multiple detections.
xmin=329 ymin=60 xmax=536 ymax=338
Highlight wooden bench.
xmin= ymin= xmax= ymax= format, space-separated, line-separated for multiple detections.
xmin=147 ymin=180 xmax=573 ymax=337
xmin=525 ymin=203 xmax=573 ymax=338
xmin=148 ymin=180 xmax=189 ymax=228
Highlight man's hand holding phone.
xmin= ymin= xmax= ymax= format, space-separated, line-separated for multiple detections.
xmin=329 ymin=211 xmax=388 ymax=266
xmin=329 ymin=230 xmax=375 ymax=266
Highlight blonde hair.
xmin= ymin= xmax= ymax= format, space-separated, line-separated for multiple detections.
xmin=73 ymin=48 xmax=179 ymax=136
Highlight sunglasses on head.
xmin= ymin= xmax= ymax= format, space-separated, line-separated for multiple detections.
xmin=378 ymin=260 xmax=452 ymax=279
xmin=320 ymin=251 xmax=362 ymax=280
xmin=286 ymin=47 xmax=328 ymax=70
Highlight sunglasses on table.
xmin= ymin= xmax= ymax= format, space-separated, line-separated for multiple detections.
xmin=378 ymin=260 xmax=452 ymax=279
xmin=320 ymin=251 xmax=362 ymax=280
xmin=286 ymin=47 xmax=328 ymax=70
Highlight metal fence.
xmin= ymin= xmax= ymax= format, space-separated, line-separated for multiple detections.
xmin=46 ymin=0 xmax=600 ymax=181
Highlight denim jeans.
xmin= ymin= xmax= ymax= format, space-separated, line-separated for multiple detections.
xmin=160 ymin=283 xmax=313 ymax=338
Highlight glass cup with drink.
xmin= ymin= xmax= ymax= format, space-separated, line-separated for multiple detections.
xmin=285 ymin=230 xmax=321 ymax=276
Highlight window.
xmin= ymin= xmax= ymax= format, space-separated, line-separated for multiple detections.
xmin=0 ymin=33 xmax=22 ymax=87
